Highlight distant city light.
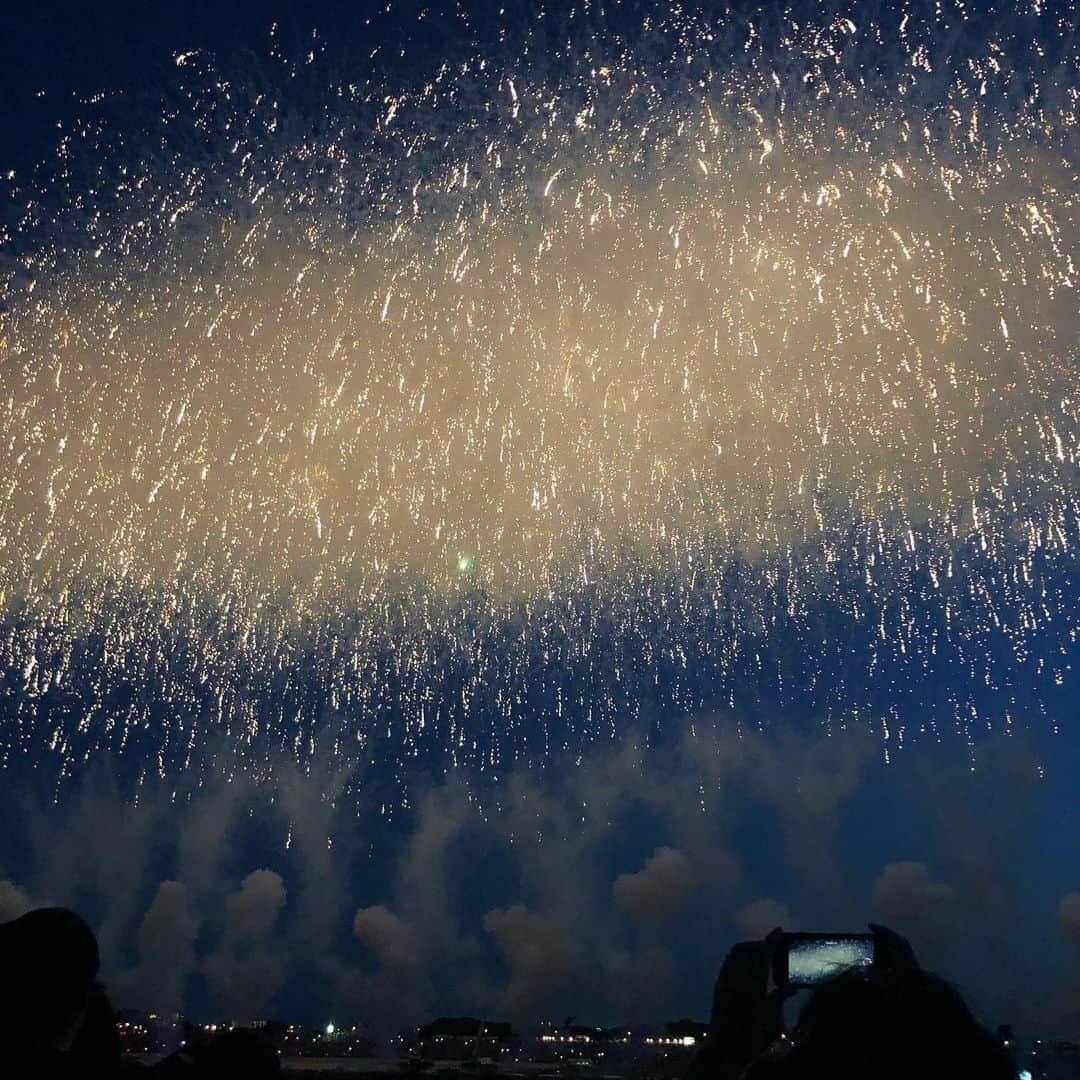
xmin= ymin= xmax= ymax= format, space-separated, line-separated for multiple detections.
xmin=325 ymin=1023 xmax=336 ymax=1036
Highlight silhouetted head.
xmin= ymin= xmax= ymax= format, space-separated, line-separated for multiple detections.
xmin=781 ymin=966 xmax=1015 ymax=1079
xmin=0 ymin=907 xmax=100 ymax=1057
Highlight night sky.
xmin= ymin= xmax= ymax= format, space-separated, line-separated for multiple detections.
xmin=0 ymin=0 xmax=1077 ymax=1040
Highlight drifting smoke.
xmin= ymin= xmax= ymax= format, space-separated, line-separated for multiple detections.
xmin=1060 ymin=893 xmax=1080 ymax=946
xmin=203 ymin=870 xmax=288 ymax=1020
xmin=349 ymin=904 xmax=434 ymax=1029
xmin=0 ymin=879 xmax=33 ymax=922
xmin=222 ymin=869 xmax=287 ymax=943
xmin=121 ymin=881 xmax=200 ymax=1016
xmin=483 ymin=904 xmax=579 ymax=1021
xmin=613 ymin=846 xmax=694 ymax=922
xmin=0 ymin=0 xmax=1075 ymax=801
xmin=871 ymin=861 xmax=955 ymax=957
xmin=0 ymin=724 xmax=1071 ymax=1030
xmin=734 ymin=898 xmax=796 ymax=940
xmin=872 ymin=861 xmax=955 ymax=921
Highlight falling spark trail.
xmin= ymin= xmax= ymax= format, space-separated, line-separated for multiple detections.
xmin=0 ymin=1 xmax=1077 ymax=802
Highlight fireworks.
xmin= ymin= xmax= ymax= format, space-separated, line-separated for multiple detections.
xmin=0 ymin=2 xmax=1076 ymax=797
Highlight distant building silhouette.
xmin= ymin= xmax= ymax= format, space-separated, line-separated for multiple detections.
xmin=417 ymin=1017 xmax=516 ymax=1062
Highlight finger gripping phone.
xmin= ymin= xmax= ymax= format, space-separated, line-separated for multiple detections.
xmin=773 ymin=932 xmax=875 ymax=988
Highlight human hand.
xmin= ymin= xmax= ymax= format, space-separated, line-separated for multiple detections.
xmin=711 ymin=928 xmax=792 ymax=1071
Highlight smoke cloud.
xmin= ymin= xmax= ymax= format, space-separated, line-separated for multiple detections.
xmin=346 ymin=905 xmax=434 ymax=1031
xmin=871 ymin=862 xmax=955 ymax=956
xmin=483 ymin=905 xmax=578 ymax=1021
xmin=203 ymin=870 xmax=288 ymax=1020
xmin=734 ymin=899 xmax=795 ymax=940
xmin=614 ymin=847 xmax=694 ymax=922
xmin=1059 ymin=894 xmax=1080 ymax=947
xmin=122 ymin=881 xmax=200 ymax=1016
xmin=0 ymin=724 xmax=1072 ymax=1034
xmin=0 ymin=879 xmax=33 ymax=922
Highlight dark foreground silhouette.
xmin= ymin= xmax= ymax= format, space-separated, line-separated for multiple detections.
xmin=0 ymin=907 xmax=1013 ymax=1078
xmin=0 ymin=907 xmax=277 ymax=1078
xmin=691 ymin=924 xmax=1017 ymax=1079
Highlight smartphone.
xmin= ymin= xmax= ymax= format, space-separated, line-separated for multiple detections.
xmin=773 ymin=932 xmax=875 ymax=988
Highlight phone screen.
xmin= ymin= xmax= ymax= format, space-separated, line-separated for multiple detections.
xmin=785 ymin=935 xmax=874 ymax=987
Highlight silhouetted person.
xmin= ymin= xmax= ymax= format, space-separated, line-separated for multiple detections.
xmin=695 ymin=923 xmax=1016 ymax=1080
xmin=71 ymin=982 xmax=125 ymax=1061
xmin=776 ymin=966 xmax=1015 ymax=1079
xmin=0 ymin=906 xmax=116 ymax=1075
